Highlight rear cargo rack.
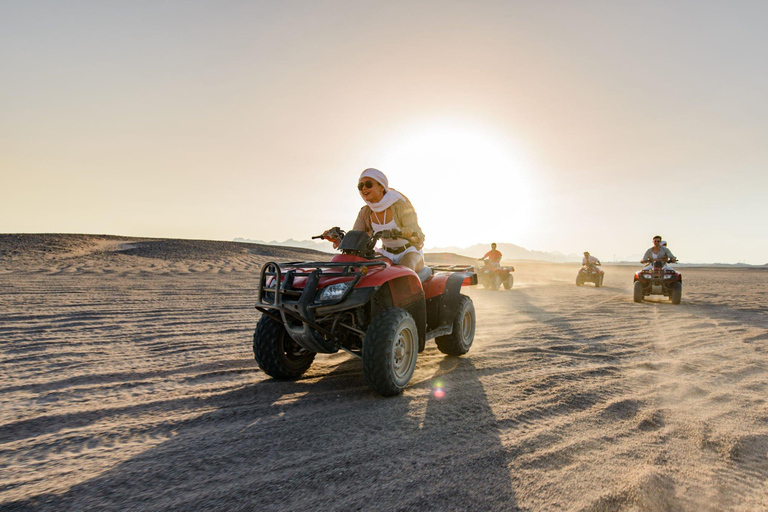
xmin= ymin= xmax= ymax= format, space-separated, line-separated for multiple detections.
xmin=429 ymin=264 xmax=475 ymax=273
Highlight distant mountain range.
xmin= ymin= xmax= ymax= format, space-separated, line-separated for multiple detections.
xmin=234 ymin=238 xmax=336 ymax=253
xmin=234 ymin=238 xmax=581 ymax=262
xmin=424 ymin=242 xmax=582 ymax=263
xmin=234 ymin=238 xmax=767 ymax=266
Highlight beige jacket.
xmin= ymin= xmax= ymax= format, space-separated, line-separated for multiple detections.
xmin=352 ymin=198 xmax=425 ymax=249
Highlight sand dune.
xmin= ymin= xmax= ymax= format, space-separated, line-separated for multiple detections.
xmin=1 ymin=235 xmax=767 ymax=511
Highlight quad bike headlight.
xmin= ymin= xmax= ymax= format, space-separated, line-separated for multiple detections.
xmin=663 ymin=274 xmax=676 ymax=279
xmin=319 ymin=282 xmax=351 ymax=301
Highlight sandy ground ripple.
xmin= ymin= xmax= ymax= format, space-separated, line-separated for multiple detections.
xmin=1 ymin=235 xmax=768 ymax=511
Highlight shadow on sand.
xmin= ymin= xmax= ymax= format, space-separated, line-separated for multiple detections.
xmin=6 ymin=355 xmax=518 ymax=511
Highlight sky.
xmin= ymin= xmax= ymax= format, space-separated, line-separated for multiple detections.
xmin=2 ymin=0 xmax=767 ymax=264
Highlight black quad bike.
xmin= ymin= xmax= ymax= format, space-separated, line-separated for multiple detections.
xmin=633 ymin=260 xmax=682 ymax=304
xmin=576 ymin=265 xmax=604 ymax=287
xmin=475 ymin=260 xmax=514 ymax=290
xmin=253 ymin=228 xmax=477 ymax=396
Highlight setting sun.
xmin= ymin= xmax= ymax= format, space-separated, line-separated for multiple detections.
xmin=377 ymin=123 xmax=538 ymax=248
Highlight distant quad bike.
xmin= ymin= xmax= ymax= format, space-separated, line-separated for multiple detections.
xmin=253 ymin=228 xmax=477 ymax=396
xmin=475 ymin=260 xmax=514 ymax=290
xmin=576 ymin=265 xmax=604 ymax=287
xmin=633 ymin=260 xmax=682 ymax=304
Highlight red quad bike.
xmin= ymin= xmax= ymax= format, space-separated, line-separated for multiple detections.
xmin=253 ymin=228 xmax=478 ymax=396
xmin=576 ymin=265 xmax=604 ymax=287
xmin=475 ymin=260 xmax=514 ymax=290
xmin=633 ymin=260 xmax=682 ymax=304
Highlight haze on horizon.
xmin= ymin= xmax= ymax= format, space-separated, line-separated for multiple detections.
xmin=2 ymin=1 xmax=767 ymax=264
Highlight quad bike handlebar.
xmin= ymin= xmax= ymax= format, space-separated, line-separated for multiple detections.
xmin=314 ymin=227 xmax=346 ymax=243
xmin=641 ymin=257 xmax=678 ymax=264
xmin=315 ymin=228 xmax=417 ymax=255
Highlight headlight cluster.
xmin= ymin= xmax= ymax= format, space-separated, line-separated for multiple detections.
xmin=319 ymin=282 xmax=351 ymax=301
xmin=663 ymin=274 xmax=676 ymax=279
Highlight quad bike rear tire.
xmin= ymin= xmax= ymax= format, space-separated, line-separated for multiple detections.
xmin=503 ymin=275 xmax=513 ymax=290
xmin=633 ymin=281 xmax=644 ymax=303
xmin=253 ymin=314 xmax=315 ymax=379
xmin=362 ymin=308 xmax=418 ymax=396
xmin=670 ymin=281 xmax=682 ymax=304
xmin=436 ymin=295 xmax=476 ymax=356
xmin=489 ymin=274 xmax=501 ymax=291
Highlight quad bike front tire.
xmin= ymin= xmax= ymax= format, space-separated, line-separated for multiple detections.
xmin=436 ymin=295 xmax=476 ymax=356
xmin=503 ymin=274 xmax=513 ymax=290
xmin=595 ymin=274 xmax=602 ymax=288
xmin=253 ymin=314 xmax=315 ymax=379
xmin=670 ymin=281 xmax=682 ymax=304
xmin=489 ymin=274 xmax=501 ymax=291
xmin=599 ymin=274 xmax=605 ymax=287
xmin=362 ymin=308 xmax=418 ymax=396
xmin=576 ymin=275 xmax=583 ymax=286
xmin=633 ymin=281 xmax=644 ymax=303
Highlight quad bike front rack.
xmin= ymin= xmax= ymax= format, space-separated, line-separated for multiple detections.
xmin=257 ymin=260 xmax=387 ymax=307
xmin=255 ymin=260 xmax=388 ymax=355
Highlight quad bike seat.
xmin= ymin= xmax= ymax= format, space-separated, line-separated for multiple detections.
xmin=417 ymin=265 xmax=433 ymax=283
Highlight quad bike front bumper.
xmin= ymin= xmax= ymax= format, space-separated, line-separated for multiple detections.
xmin=256 ymin=261 xmax=381 ymax=354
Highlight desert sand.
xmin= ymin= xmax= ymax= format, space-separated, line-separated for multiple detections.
xmin=1 ymin=235 xmax=767 ymax=511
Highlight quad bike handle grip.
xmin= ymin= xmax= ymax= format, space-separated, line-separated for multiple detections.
xmin=314 ymin=227 xmax=346 ymax=241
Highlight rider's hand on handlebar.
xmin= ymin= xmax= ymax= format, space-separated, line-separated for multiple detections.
xmin=321 ymin=229 xmax=341 ymax=248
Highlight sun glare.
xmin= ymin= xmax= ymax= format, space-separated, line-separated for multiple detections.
xmin=377 ymin=125 xmax=536 ymax=249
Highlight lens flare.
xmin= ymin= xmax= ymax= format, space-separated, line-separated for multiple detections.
xmin=432 ymin=378 xmax=445 ymax=398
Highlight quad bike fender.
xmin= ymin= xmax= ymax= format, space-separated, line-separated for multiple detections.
xmin=437 ymin=273 xmax=473 ymax=330
xmin=423 ymin=273 xmax=450 ymax=299
xmin=369 ymin=280 xmax=427 ymax=352
xmin=358 ymin=265 xmax=421 ymax=288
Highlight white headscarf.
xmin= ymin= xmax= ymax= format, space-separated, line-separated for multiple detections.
xmin=360 ymin=168 xmax=388 ymax=191
xmin=359 ymin=168 xmax=404 ymax=212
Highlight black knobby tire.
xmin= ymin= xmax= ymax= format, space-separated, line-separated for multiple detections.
xmin=490 ymin=274 xmax=501 ymax=291
xmin=670 ymin=281 xmax=682 ymax=304
xmin=436 ymin=295 xmax=476 ymax=356
xmin=253 ymin=314 xmax=315 ymax=379
xmin=595 ymin=274 xmax=602 ymax=288
xmin=633 ymin=281 xmax=644 ymax=303
xmin=576 ymin=275 xmax=583 ymax=286
xmin=600 ymin=274 xmax=605 ymax=287
xmin=362 ymin=308 xmax=418 ymax=396
xmin=503 ymin=274 xmax=513 ymax=290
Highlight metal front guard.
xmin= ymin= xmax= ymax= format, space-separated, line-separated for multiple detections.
xmin=639 ymin=272 xmax=676 ymax=296
xmin=256 ymin=261 xmax=380 ymax=354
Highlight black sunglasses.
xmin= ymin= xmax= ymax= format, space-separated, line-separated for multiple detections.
xmin=357 ymin=180 xmax=375 ymax=191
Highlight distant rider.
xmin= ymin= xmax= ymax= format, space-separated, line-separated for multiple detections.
xmin=582 ymin=251 xmax=601 ymax=269
xmin=323 ymin=168 xmax=425 ymax=272
xmin=479 ymin=243 xmax=502 ymax=269
xmin=641 ymin=235 xmax=676 ymax=267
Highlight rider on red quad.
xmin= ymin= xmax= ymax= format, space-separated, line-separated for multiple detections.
xmin=479 ymin=243 xmax=502 ymax=269
xmin=323 ymin=168 xmax=425 ymax=272
xmin=641 ymin=235 xmax=676 ymax=268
